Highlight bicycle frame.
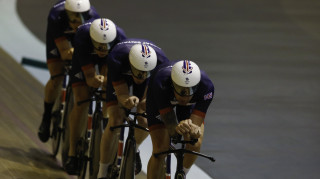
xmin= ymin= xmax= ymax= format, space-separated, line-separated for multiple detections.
xmin=109 ymin=109 xmax=149 ymax=179
xmin=51 ymin=61 xmax=73 ymax=159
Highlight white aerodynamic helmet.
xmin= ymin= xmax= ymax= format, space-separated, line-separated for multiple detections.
xmin=65 ymin=0 xmax=90 ymax=12
xmin=129 ymin=44 xmax=157 ymax=71
xmin=171 ymin=60 xmax=201 ymax=87
xmin=90 ymin=18 xmax=117 ymax=43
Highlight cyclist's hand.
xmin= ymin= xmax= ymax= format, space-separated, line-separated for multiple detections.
xmin=176 ymin=119 xmax=192 ymax=135
xmin=123 ymin=96 xmax=139 ymax=109
xmin=189 ymin=123 xmax=201 ymax=139
xmin=91 ymin=75 xmax=104 ymax=88
xmin=66 ymin=48 xmax=74 ymax=60
xmin=176 ymin=119 xmax=201 ymax=139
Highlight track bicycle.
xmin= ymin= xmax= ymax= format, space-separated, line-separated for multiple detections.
xmin=50 ymin=61 xmax=73 ymax=166
xmin=76 ymin=88 xmax=107 ymax=179
xmin=154 ymin=135 xmax=215 ymax=179
xmin=107 ymin=108 xmax=149 ymax=179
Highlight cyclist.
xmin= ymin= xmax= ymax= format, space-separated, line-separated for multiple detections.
xmin=38 ymin=0 xmax=99 ymax=143
xmin=146 ymin=60 xmax=214 ymax=178
xmin=64 ymin=18 xmax=127 ymax=175
xmin=97 ymin=38 xmax=170 ymax=179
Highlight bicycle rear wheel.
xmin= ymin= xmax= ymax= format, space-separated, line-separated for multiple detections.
xmin=119 ymin=138 xmax=136 ymax=179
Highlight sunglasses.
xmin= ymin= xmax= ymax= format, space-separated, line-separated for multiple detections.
xmin=66 ymin=11 xmax=85 ymax=24
xmin=130 ymin=64 xmax=150 ymax=80
xmin=172 ymin=81 xmax=198 ymax=96
xmin=91 ymin=40 xmax=110 ymax=53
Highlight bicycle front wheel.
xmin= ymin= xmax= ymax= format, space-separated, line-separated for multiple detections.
xmin=61 ymin=87 xmax=73 ymax=167
xmin=175 ymin=171 xmax=186 ymax=179
xmin=88 ymin=111 xmax=103 ymax=179
xmin=119 ymin=138 xmax=136 ymax=179
xmin=51 ymin=112 xmax=62 ymax=157
xmin=77 ymin=138 xmax=89 ymax=179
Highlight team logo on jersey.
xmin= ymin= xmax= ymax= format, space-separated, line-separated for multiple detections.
xmin=204 ymin=92 xmax=213 ymax=100
xmin=75 ymin=72 xmax=83 ymax=80
xmin=50 ymin=49 xmax=58 ymax=56
xmin=182 ymin=60 xmax=193 ymax=74
xmin=99 ymin=19 xmax=109 ymax=31
xmin=141 ymin=44 xmax=151 ymax=58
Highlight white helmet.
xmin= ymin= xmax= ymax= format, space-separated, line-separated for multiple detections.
xmin=129 ymin=43 xmax=157 ymax=71
xmin=171 ymin=60 xmax=201 ymax=87
xmin=65 ymin=0 xmax=90 ymax=12
xmin=90 ymin=18 xmax=117 ymax=43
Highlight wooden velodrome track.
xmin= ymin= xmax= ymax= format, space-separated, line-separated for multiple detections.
xmin=0 ymin=0 xmax=320 ymax=178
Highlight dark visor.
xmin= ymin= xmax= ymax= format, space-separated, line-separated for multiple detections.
xmin=66 ymin=10 xmax=86 ymax=24
xmin=91 ymin=40 xmax=110 ymax=52
xmin=172 ymin=81 xmax=198 ymax=96
xmin=130 ymin=64 xmax=150 ymax=80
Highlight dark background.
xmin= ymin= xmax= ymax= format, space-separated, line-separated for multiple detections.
xmin=17 ymin=0 xmax=320 ymax=178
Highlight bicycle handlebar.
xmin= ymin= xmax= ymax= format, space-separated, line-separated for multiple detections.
xmin=154 ymin=148 xmax=215 ymax=162
xmin=172 ymin=135 xmax=198 ymax=145
xmin=50 ymin=61 xmax=73 ymax=80
xmin=77 ymin=89 xmax=106 ymax=106
xmin=110 ymin=108 xmax=149 ymax=132
xmin=153 ymin=135 xmax=215 ymax=163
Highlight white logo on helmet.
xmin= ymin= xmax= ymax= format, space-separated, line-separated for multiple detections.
xmin=185 ymin=77 xmax=190 ymax=84
xmin=144 ymin=62 xmax=148 ymax=69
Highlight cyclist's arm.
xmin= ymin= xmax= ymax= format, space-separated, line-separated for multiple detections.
xmin=55 ymin=37 xmax=74 ymax=60
xmin=99 ymin=64 xmax=108 ymax=86
xmin=114 ymin=83 xmax=139 ymax=109
xmin=137 ymin=86 xmax=148 ymax=112
xmin=189 ymin=114 xmax=204 ymax=138
xmin=83 ymin=65 xmax=104 ymax=88
xmin=160 ymin=110 xmax=179 ymax=137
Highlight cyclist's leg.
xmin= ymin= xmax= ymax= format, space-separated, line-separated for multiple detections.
xmin=68 ymin=84 xmax=90 ymax=156
xmin=45 ymin=60 xmax=65 ymax=103
xmin=97 ymin=104 xmax=123 ymax=178
xmin=147 ymin=125 xmax=170 ymax=179
xmin=134 ymin=113 xmax=148 ymax=174
xmin=38 ymin=59 xmax=64 ymax=142
xmin=132 ymin=81 xmax=149 ymax=174
xmin=65 ymin=83 xmax=90 ymax=174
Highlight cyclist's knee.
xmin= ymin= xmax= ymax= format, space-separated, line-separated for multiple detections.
xmin=107 ymin=106 xmax=123 ymax=125
xmin=137 ymin=116 xmax=148 ymax=127
xmin=50 ymin=76 xmax=64 ymax=87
